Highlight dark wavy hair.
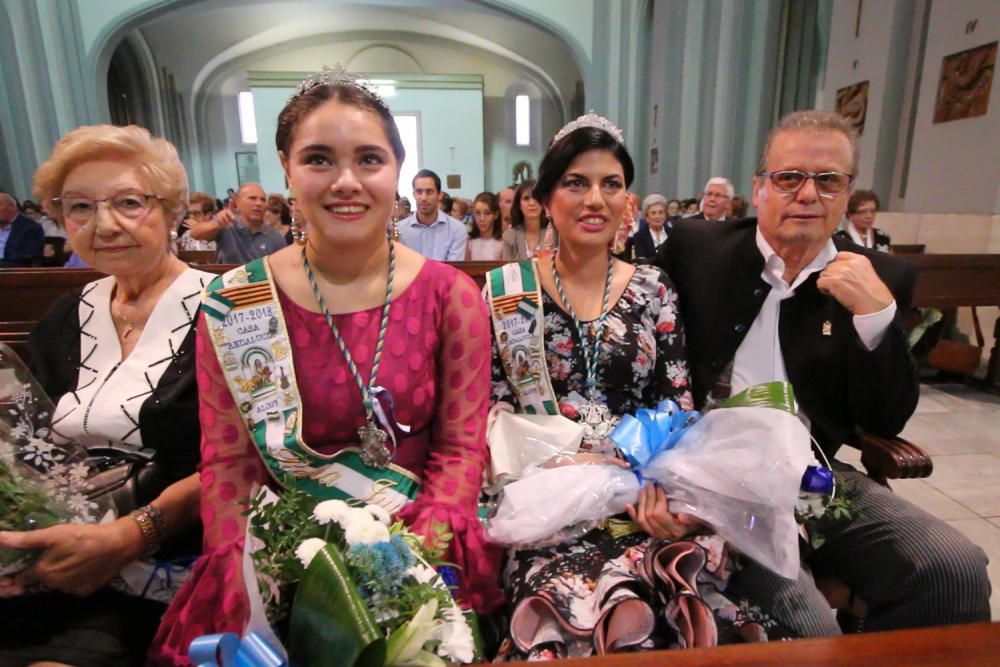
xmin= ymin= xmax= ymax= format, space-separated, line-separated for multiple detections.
xmin=533 ymin=126 xmax=634 ymax=207
xmin=276 ymin=80 xmax=405 ymax=165
xmin=470 ymin=191 xmax=502 ymax=240
xmin=510 ymin=179 xmax=547 ymax=230
xmin=847 ymin=189 xmax=880 ymax=215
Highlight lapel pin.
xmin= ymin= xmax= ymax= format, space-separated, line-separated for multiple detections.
xmin=822 ymin=320 xmax=832 ymax=336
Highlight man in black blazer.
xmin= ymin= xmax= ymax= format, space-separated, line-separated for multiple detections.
xmin=656 ymin=111 xmax=989 ymax=635
xmin=0 ymin=193 xmax=45 ymax=267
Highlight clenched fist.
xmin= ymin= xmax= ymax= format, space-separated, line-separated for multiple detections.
xmin=816 ymin=251 xmax=893 ymax=315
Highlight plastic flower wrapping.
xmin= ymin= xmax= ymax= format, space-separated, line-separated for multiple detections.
xmin=486 ymin=383 xmax=826 ymax=579
xmin=224 ymin=485 xmax=479 ymax=667
xmin=0 ymin=344 xmax=112 ymax=576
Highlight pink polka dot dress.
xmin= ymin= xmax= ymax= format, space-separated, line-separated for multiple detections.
xmin=151 ymin=260 xmax=502 ymax=665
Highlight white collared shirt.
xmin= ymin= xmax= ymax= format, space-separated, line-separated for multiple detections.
xmin=729 ymin=228 xmax=897 ymax=395
xmin=650 ymin=227 xmax=667 ymax=247
xmin=846 ymin=223 xmax=873 ymax=248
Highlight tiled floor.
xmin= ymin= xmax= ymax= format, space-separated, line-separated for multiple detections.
xmin=837 ymin=383 xmax=1000 ymax=621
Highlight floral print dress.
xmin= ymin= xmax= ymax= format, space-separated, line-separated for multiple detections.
xmin=489 ymin=264 xmax=792 ymax=660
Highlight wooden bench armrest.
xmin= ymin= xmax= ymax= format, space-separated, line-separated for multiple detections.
xmin=848 ymin=433 xmax=933 ymax=482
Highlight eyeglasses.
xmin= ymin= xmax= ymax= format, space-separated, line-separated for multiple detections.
xmin=53 ymin=192 xmax=163 ymax=223
xmin=758 ymin=170 xmax=854 ymax=197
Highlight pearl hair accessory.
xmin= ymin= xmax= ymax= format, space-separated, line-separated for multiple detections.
xmin=292 ymin=64 xmax=388 ymax=109
xmin=552 ymin=111 xmax=625 ymax=146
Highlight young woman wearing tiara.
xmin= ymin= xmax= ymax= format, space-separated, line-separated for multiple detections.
xmin=486 ymin=114 xmax=792 ymax=660
xmin=151 ymin=67 xmax=501 ymax=664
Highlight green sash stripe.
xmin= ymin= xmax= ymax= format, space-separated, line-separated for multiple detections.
xmin=489 ymin=266 xmax=507 ymax=299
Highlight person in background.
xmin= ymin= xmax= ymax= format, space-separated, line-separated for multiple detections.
xmin=835 ymin=189 xmax=891 ymax=253
xmin=397 ymin=169 xmax=467 ymax=261
xmin=731 ymin=194 xmax=749 ymax=219
xmin=501 ymin=179 xmax=557 ymax=260
xmin=690 ymin=177 xmax=734 ymax=221
xmin=0 ymin=192 xmax=45 ymax=266
xmin=450 ymin=197 xmax=470 ymax=225
xmin=498 ymin=186 xmax=516 ymax=231
xmin=466 ymin=191 xmax=504 ymax=261
xmin=0 ymin=123 xmax=208 ymax=667
xmin=187 ymin=182 xmax=286 ymax=263
xmin=628 ymin=193 xmax=671 ymax=259
xmin=665 ymin=198 xmax=681 ymax=220
xmin=439 ymin=190 xmax=453 ymax=215
xmin=178 ymin=192 xmax=218 ymax=252
xmin=264 ymin=193 xmax=292 ymax=238
xmin=681 ymin=198 xmax=699 ymax=216
xmin=21 ymin=199 xmax=67 ymax=240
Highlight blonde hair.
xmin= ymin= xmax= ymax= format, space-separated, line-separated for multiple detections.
xmin=33 ymin=124 xmax=188 ymax=228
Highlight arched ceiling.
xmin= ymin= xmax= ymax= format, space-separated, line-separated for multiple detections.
xmin=133 ymin=0 xmax=583 ymax=111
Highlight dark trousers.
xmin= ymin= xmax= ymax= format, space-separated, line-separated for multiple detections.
xmin=726 ymin=466 xmax=991 ymax=636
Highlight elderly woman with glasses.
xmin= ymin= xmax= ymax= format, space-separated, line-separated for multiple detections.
xmin=0 ymin=124 xmax=211 ymax=667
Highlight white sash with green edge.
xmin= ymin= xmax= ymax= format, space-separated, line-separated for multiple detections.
xmin=486 ymin=259 xmax=558 ymax=416
xmin=201 ymin=258 xmax=420 ymax=514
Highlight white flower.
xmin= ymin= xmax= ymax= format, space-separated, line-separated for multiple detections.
xmin=343 ymin=507 xmax=377 ymax=529
xmin=405 ymin=563 xmax=438 ymax=585
xmin=344 ymin=520 xmax=390 ymax=546
xmin=365 ymin=503 xmax=392 ymax=526
xmin=386 ymin=599 xmax=445 ymax=667
xmin=312 ymin=499 xmax=351 ymax=525
xmin=434 ymin=604 xmax=475 ymax=664
xmin=295 ymin=538 xmax=328 ymax=568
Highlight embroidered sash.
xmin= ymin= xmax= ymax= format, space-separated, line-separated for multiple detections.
xmin=486 ymin=260 xmax=558 ymax=416
xmin=201 ymin=258 xmax=420 ymax=514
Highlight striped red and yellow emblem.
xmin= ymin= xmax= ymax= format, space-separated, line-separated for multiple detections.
xmin=492 ymin=292 xmax=538 ymax=318
xmin=218 ymin=283 xmax=273 ymax=308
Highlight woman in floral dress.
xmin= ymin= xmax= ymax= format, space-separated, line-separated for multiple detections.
xmin=488 ymin=115 xmax=792 ymax=660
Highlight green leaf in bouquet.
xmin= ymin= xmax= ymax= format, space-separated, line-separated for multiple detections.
xmin=723 ymin=382 xmax=797 ymax=414
xmin=288 ymin=543 xmax=385 ymax=667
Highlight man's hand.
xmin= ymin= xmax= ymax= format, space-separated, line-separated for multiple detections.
xmin=816 ymin=251 xmax=894 ymax=315
xmin=213 ymin=209 xmax=236 ymax=229
xmin=626 ymin=483 xmax=702 ymax=540
xmin=0 ymin=520 xmax=145 ymax=597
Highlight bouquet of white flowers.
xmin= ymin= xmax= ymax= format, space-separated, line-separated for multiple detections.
xmin=0 ymin=344 xmax=111 ymax=576
xmin=234 ymin=486 xmax=478 ymax=667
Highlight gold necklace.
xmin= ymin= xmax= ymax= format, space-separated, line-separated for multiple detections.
xmin=114 ymin=303 xmax=140 ymax=339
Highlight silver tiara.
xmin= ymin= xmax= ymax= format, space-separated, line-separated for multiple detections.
xmin=292 ymin=64 xmax=387 ymax=107
xmin=552 ymin=111 xmax=625 ymax=145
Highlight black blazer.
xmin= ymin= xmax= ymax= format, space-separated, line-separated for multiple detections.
xmin=628 ymin=227 xmax=667 ymax=261
xmin=834 ymin=227 xmax=892 ymax=254
xmin=655 ymin=217 xmax=919 ymax=457
xmin=1 ymin=213 xmax=45 ymax=265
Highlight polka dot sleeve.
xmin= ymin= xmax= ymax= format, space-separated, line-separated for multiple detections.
xmin=397 ymin=269 xmax=504 ymax=614
xmin=149 ymin=313 xmax=268 ymax=665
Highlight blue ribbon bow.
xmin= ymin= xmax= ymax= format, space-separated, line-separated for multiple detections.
xmin=609 ymin=400 xmax=700 ymax=475
xmin=189 ymin=632 xmax=287 ymax=667
xmin=800 ymin=465 xmax=834 ymax=495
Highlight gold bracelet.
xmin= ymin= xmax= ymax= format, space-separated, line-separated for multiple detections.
xmin=128 ymin=506 xmax=162 ymax=556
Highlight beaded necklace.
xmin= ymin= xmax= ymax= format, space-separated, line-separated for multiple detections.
xmin=551 ymin=252 xmax=616 ymax=446
xmin=302 ymin=240 xmax=396 ymax=468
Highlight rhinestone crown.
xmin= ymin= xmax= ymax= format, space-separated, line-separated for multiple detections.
xmin=292 ymin=64 xmax=387 ymax=108
xmin=552 ymin=111 xmax=625 ymax=146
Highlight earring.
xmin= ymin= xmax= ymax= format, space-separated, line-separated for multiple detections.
xmin=390 ymin=219 xmax=400 ymax=241
xmin=170 ymin=229 xmax=179 ymax=241
xmin=291 ymin=211 xmax=308 ymax=245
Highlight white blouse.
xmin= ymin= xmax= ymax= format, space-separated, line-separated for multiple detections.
xmin=50 ymin=268 xmax=212 ymax=450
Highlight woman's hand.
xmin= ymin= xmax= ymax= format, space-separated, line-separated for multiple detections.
xmin=626 ymin=483 xmax=702 ymax=540
xmin=0 ymin=518 xmax=146 ymax=597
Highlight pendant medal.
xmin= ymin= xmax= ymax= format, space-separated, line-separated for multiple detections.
xmin=358 ymin=421 xmax=391 ymax=469
xmin=579 ymin=400 xmax=615 ymax=447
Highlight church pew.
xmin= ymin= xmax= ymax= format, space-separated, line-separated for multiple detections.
xmin=906 ymin=253 xmax=1000 ymax=392
xmin=553 ymin=621 xmax=999 ymax=666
